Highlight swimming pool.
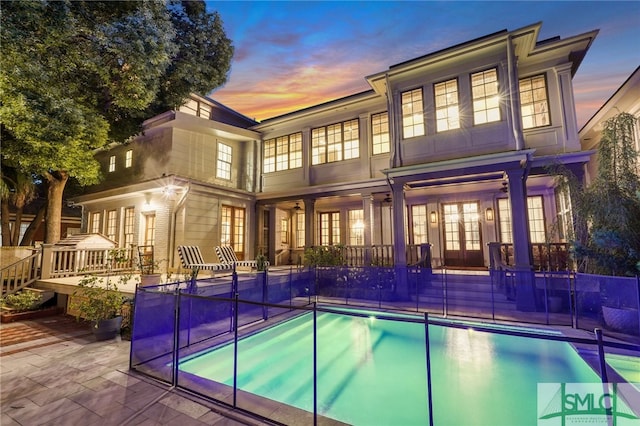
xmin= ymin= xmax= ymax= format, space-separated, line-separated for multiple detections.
xmin=178 ymin=308 xmax=604 ymax=425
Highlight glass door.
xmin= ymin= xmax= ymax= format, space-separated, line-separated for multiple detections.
xmin=442 ymin=202 xmax=483 ymax=267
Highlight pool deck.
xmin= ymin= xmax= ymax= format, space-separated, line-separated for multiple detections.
xmin=0 ymin=315 xmax=283 ymax=426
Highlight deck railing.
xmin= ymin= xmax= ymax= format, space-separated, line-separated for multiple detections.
xmin=493 ymin=242 xmax=570 ymax=271
xmin=40 ymin=245 xmax=136 ymax=279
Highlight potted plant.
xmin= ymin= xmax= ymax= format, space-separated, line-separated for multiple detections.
xmin=1 ymin=288 xmax=59 ymax=323
xmin=70 ymin=249 xmax=130 ymax=340
xmin=137 ymin=245 xmax=163 ymax=286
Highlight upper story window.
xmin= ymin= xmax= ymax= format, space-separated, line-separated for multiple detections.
xmin=179 ymin=98 xmax=212 ymax=118
xmin=434 ymin=78 xmax=460 ymax=132
xmin=125 ymin=150 xmax=133 ymax=168
xmin=216 ymin=142 xmax=232 ymax=180
xmin=519 ymin=74 xmax=550 ymax=129
xmin=108 ymin=155 xmax=116 ymax=172
xmin=371 ymin=112 xmax=390 ymax=154
xmin=401 ymin=88 xmax=425 ymax=138
xmin=311 ymin=119 xmax=359 ymax=165
xmin=263 ymin=132 xmax=302 ymax=173
xmin=471 ymin=68 xmax=500 ymax=125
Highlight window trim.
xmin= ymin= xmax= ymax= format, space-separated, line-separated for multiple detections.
xmin=434 ymin=78 xmax=461 ymax=132
xmin=519 ymin=73 xmax=551 ymax=130
xmin=470 ymin=67 xmax=501 ymax=126
xmin=401 ymin=87 xmax=425 ymax=139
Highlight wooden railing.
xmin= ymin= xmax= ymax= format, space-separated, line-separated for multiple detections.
xmin=40 ymin=245 xmax=136 ymax=279
xmin=1 ymin=253 xmax=40 ymax=297
xmin=490 ymin=242 xmax=570 ymax=271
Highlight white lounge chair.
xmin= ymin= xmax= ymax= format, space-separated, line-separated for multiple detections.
xmin=215 ymin=245 xmax=269 ymax=270
xmin=177 ymin=245 xmax=232 ymax=278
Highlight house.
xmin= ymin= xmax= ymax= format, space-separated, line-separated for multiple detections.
xmin=72 ymin=22 xmax=598 ymax=284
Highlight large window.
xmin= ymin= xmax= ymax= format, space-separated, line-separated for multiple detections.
xmin=319 ymin=212 xmax=340 ymax=246
xmin=312 ymin=119 xmax=359 ymax=165
xmin=434 ymin=79 xmax=460 ymax=132
xmin=471 ymin=68 xmax=500 ymax=125
xmin=221 ymin=206 xmax=245 ymax=256
xmin=410 ymin=205 xmax=428 ymax=245
xmin=89 ymin=212 xmax=101 ymax=234
xmin=106 ymin=209 xmax=117 ymax=242
xmin=263 ymin=132 xmax=302 ymax=173
xmin=348 ymin=209 xmax=364 ymax=246
xmin=296 ymin=212 xmax=305 ymax=248
xmin=371 ymin=112 xmax=390 ymax=154
xmin=401 ymin=88 xmax=425 ymax=138
xmin=498 ymin=196 xmax=546 ymax=244
xmin=123 ymin=207 xmax=135 ymax=247
xmin=216 ymin=142 xmax=232 ymax=180
xmin=519 ymin=74 xmax=550 ymax=129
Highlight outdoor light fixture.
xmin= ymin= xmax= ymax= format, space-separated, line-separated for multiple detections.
xmin=293 ymin=202 xmax=301 ymax=211
xmin=430 ymin=211 xmax=437 ymax=224
xmin=485 ymin=207 xmax=494 ymax=221
xmin=383 ymin=194 xmax=392 ymax=203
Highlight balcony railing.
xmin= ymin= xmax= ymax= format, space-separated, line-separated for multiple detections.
xmin=490 ymin=242 xmax=570 ymax=271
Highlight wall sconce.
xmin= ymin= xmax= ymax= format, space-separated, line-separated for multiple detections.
xmin=485 ymin=207 xmax=494 ymax=222
xmin=430 ymin=211 xmax=437 ymax=224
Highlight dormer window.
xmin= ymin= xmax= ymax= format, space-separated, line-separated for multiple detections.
xmin=125 ymin=149 xmax=133 ymax=168
xmin=179 ymin=99 xmax=212 ymax=118
xmin=108 ymin=155 xmax=116 ymax=172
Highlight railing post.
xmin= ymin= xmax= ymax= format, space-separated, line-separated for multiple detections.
xmin=313 ymin=302 xmax=318 ymax=426
xmin=233 ymin=292 xmax=239 ymax=407
xmin=424 ymin=312 xmax=434 ymax=426
xmin=40 ymin=244 xmax=53 ymax=279
xmin=594 ymin=328 xmax=609 ymax=384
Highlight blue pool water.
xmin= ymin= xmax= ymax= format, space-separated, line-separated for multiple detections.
xmin=179 ymin=309 xmax=604 ymax=425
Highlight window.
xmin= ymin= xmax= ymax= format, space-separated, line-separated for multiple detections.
xmin=401 ymin=88 xmax=425 ymax=138
xmin=216 ymin=142 xmax=232 ymax=180
xmin=108 ymin=155 xmax=116 ymax=172
xmin=125 ymin=150 xmax=133 ymax=168
xmin=143 ymin=213 xmax=156 ymax=247
xmin=527 ymin=196 xmax=546 ymax=244
xmin=296 ymin=213 xmax=305 ymax=248
xmin=498 ymin=196 xmax=546 ymax=243
xmin=263 ymin=132 xmax=302 ymax=173
xmin=281 ymin=218 xmax=289 ymax=244
xmin=179 ymin=99 xmax=212 ymax=118
xmin=319 ymin=212 xmax=340 ymax=245
xmin=89 ymin=212 xmax=101 ymax=234
xmin=221 ymin=206 xmax=245 ymax=256
xmin=371 ymin=112 xmax=390 ymax=154
xmin=519 ymin=75 xmax=550 ymax=129
xmin=555 ymin=187 xmax=572 ymax=241
xmin=123 ymin=207 xmax=135 ymax=247
xmin=311 ymin=119 xmax=359 ymax=165
xmin=106 ymin=209 xmax=117 ymax=242
xmin=471 ymin=68 xmax=500 ymax=125
xmin=348 ymin=209 xmax=364 ymax=246
xmin=434 ymin=79 xmax=460 ymax=131
xmin=410 ymin=205 xmax=428 ymax=244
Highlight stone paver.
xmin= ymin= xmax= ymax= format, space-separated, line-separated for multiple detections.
xmin=0 ymin=315 xmax=278 ymax=425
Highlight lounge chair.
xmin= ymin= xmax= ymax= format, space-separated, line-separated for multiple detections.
xmin=177 ymin=245 xmax=232 ymax=277
xmin=215 ymin=245 xmax=269 ymax=270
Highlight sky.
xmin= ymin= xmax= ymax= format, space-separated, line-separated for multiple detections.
xmin=206 ymin=1 xmax=640 ymax=128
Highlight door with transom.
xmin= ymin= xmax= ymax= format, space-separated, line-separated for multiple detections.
xmin=442 ymin=202 xmax=483 ymax=267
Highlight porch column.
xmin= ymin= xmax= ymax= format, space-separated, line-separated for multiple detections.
xmin=506 ymin=168 xmax=536 ymax=311
xmin=268 ymin=205 xmax=277 ymax=266
xmin=390 ymin=183 xmax=409 ymax=299
xmin=362 ymin=194 xmax=373 ymax=265
xmin=303 ymin=198 xmax=315 ymax=248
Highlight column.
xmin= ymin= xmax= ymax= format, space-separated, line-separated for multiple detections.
xmin=268 ymin=205 xmax=277 ymax=266
xmin=390 ymin=183 xmax=409 ymax=299
xmin=303 ymin=198 xmax=315 ymax=248
xmin=506 ymin=168 xmax=536 ymax=311
xmin=362 ymin=194 xmax=373 ymax=265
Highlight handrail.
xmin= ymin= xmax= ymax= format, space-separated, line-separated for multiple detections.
xmin=0 ymin=252 xmax=40 ymax=296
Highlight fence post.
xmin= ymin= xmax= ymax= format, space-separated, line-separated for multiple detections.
xmin=424 ymin=313 xmax=434 ymax=426
xmin=172 ymin=290 xmax=181 ymax=386
xmin=594 ymin=328 xmax=609 ymax=384
xmin=233 ymin=292 xmax=239 ymax=407
xmin=40 ymin=244 xmax=53 ymax=279
xmin=313 ymin=302 xmax=318 ymax=426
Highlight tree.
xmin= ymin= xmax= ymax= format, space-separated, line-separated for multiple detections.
xmin=0 ymin=0 xmax=233 ymax=243
xmin=0 ymin=165 xmax=38 ymax=246
xmin=564 ymin=112 xmax=640 ymax=276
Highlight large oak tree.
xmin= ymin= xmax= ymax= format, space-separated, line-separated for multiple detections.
xmin=1 ymin=0 xmax=233 ymax=243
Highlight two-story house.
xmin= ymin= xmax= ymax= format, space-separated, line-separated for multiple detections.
xmin=73 ymin=22 xmax=598 ymax=282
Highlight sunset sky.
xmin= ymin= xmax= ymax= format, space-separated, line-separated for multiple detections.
xmin=207 ymin=1 xmax=639 ymax=128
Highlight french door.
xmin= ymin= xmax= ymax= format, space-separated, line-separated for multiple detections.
xmin=221 ymin=206 xmax=245 ymax=260
xmin=442 ymin=202 xmax=483 ymax=267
